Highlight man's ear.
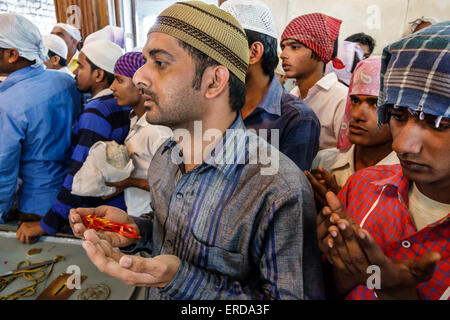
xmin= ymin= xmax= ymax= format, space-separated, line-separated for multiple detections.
xmin=249 ymin=41 xmax=264 ymax=65
xmin=6 ymin=49 xmax=20 ymax=64
xmin=51 ymin=55 xmax=61 ymax=67
xmin=203 ymin=65 xmax=229 ymax=100
xmin=93 ymin=68 xmax=106 ymax=83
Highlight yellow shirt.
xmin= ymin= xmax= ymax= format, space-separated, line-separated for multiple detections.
xmin=68 ymin=51 xmax=79 ymax=73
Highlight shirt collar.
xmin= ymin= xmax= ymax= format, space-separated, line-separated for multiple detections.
xmin=161 ymin=113 xmax=248 ymax=181
xmin=255 ymin=76 xmax=283 ymax=116
xmin=371 ymin=164 xmax=410 ymax=203
xmin=330 ymin=145 xmax=355 ymax=171
xmin=315 ymin=72 xmax=338 ymax=91
xmin=87 ymin=88 xmax=113 ymax=101
xmin=0 ymin=65 xmax=45 ymax=92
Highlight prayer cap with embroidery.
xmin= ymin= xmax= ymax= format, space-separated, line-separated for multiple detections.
xmin=148 ymin=1 xmax=249 ymax=84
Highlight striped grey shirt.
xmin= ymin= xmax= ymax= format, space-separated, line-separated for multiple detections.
xmin=125 ymin=115 xmax=324 ymax=300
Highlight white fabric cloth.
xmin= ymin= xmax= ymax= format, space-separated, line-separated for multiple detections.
xmin=409 ymin=183 xmax=450 ymax=231
xmin=220 ymin=0 xmax=278 ymax=39
xmin=124 ymin=113 xmax=172 ymax=216
xmin=291 ymin=72 xmax=348 ymax=150
xmin=84 ymin=26 xmax=125 ymax=48
xmin=0 ymin=75 xmax=6 ymax=82
xmin=59 ymin=66 xmax=74 ymax=77
xmin=87 ymin=88 xmax=113 ymax=101
xmin=43 ymin=34 xmax=68 ymax=60
xmin=0 ymin=13 xmax=47 ymax=68
xmin=54 ymin=23 xmax=81 ymax=42
xmin=71 ymin=141 xmax=135 ymax=197
xmin=312 ymin=144 xmax=399 ymax=188
xmin=81 ymin=40 xmax=123 ymax=74
xmin=325 ymin=41 xmax=364 ymax=86
xmin=409 ymin=16 xmax=439 ymax=33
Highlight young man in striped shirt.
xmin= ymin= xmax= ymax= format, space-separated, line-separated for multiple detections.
xmin=17 ymin=40 xmax=131 ymax=243
xmin=68 ymin=2 xmax=324 ymax=300
xmin=317 ymin=22 xmax=449 ymax=300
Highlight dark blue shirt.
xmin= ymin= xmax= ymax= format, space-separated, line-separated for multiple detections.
xmin=243 ymin=77 xmax=320 ymax=170
xmin=40 ymin=93 xmax=130 ymax=234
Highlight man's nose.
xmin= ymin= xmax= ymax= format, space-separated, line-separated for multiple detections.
xmin=392 ymin=118 xmax=423 ymax=156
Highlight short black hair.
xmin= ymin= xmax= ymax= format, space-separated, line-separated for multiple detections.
xmin=48 ymin=50 xmax=68 ymax=67
xmin=345 ymin=32 xmax=376 ymax=55
xmin=177 ymin=39 xmax=246 ymax=112
xmin=244 ymin=29 xmax=278 ymax=79
xmin=85 ymin=56 xmax=115 ymax=86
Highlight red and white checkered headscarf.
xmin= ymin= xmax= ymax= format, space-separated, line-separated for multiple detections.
xmin=281 ymin=13 xmax=345 ymax=69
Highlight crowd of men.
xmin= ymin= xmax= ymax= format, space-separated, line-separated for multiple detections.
xmin=0 ymin=0 xmax=448 ymax=300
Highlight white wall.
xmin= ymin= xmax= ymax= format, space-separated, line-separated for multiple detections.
xmin=261 ymin=0 xmax=450 ymax=55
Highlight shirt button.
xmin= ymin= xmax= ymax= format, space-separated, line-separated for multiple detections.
xmin=402 ymin=240 xmax=411 ymax=248
xmin=176 ymin=193 xmax=183 ymax=199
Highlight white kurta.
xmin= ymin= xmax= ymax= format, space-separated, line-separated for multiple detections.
xmin=124 ymin=113 xmax=172 ymax=216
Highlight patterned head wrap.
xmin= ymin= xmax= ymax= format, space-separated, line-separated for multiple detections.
xmin=149 ymin=1 xmax=249 ymax=84
xmin=337 ymin=56 xmax=382 ymax=150
xmin=378 ymin=21 xmax=450 ymax=126
xmin=281 ymin=13 xmax=345 ymax=69
xmin=114 ymin=52 xmax=145 ymax=78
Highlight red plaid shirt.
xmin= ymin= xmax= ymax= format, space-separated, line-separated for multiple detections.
xmin=337 ymin=164 xmax=449 ymax=300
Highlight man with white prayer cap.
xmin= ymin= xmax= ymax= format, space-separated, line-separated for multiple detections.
xmin=84 ymin=26 xmax=125 ymax=49
xmin=43 ymin=34 xmax=73 ymax=76
xmin=18 ymin=39 xmax=131 ymax=243
xmin=221 ymin=0 xmax=321 ymax=171
xmin=0 ymin=13 xmax=82 ymax=227
xmin=52 ymin=23 xmax=82 ymax=73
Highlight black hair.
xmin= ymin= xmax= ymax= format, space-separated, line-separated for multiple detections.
xmin=244 ymin=29 xmax=278 ymax=79
xmin=177 ymin=39 xmax=246 ymax=112
xmin=345 ymin=32 xmax=376 ymax=55
xmin=85 ymin=56 xmax=115 ymax=86
xmin=48 ymin=50 xmax=68 ymax=67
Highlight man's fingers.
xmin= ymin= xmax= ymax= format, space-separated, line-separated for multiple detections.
xmin=305 ymin=171 xmax=328 ymax=196
xmin=357 ymin=229 xmax=388 ymax=267
xmin=411 ymin=251 xmax=441 ymax=284
xmin=328 ymin=224 xmax=359 ymax=275
xmin=325 ymin=191 xmax=348 ymax=219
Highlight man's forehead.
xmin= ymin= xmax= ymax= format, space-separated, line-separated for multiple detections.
xmin=143 ymin=32 xmax=183 ymax=55
xmin=51 ymin=27 xmax=68 ymax=37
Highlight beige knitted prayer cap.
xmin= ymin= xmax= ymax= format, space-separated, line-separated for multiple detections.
xmin=148 ymin=1 xmax=249 ymax=83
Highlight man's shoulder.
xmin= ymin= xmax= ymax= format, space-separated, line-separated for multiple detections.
xmin=243 ymin=130 xmax=311 ymax=195
xmin=280 ymin=90 xmax=319 ymax=122
xmin=83 ymin=95 xmax=124 ymax=115
xmin=346 ymin=164 xmax=403 ymax=187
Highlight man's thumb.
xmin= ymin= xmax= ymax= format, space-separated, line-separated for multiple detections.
xmin=413 ymin=251 xmax=441 ymax=283
xmin=119 ymin=255 xmax=147 ymax=273
xmin=325 ymin=191 xmax=346 ymax=218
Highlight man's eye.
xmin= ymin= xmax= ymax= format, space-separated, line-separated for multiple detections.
xmin=351 ymin=97 xmax=360 ymax=104
xmin=155 ymin=61 xmax=166 ymax=68
xmin=390 ymin=111 xmax=407 ymax=121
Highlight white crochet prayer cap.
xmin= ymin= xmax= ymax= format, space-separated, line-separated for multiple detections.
xmin=220 ymin=0 xmax=278 ymax=39
xmin=43 ymin=34 xmax=68 ymax=60
xmin=0 ymin=13 xmax=47 ymax=68
xmin=54 ymin=23 xmax=82 ymax=42
xmin=80 ymin=39 xmax=123 ymax=74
